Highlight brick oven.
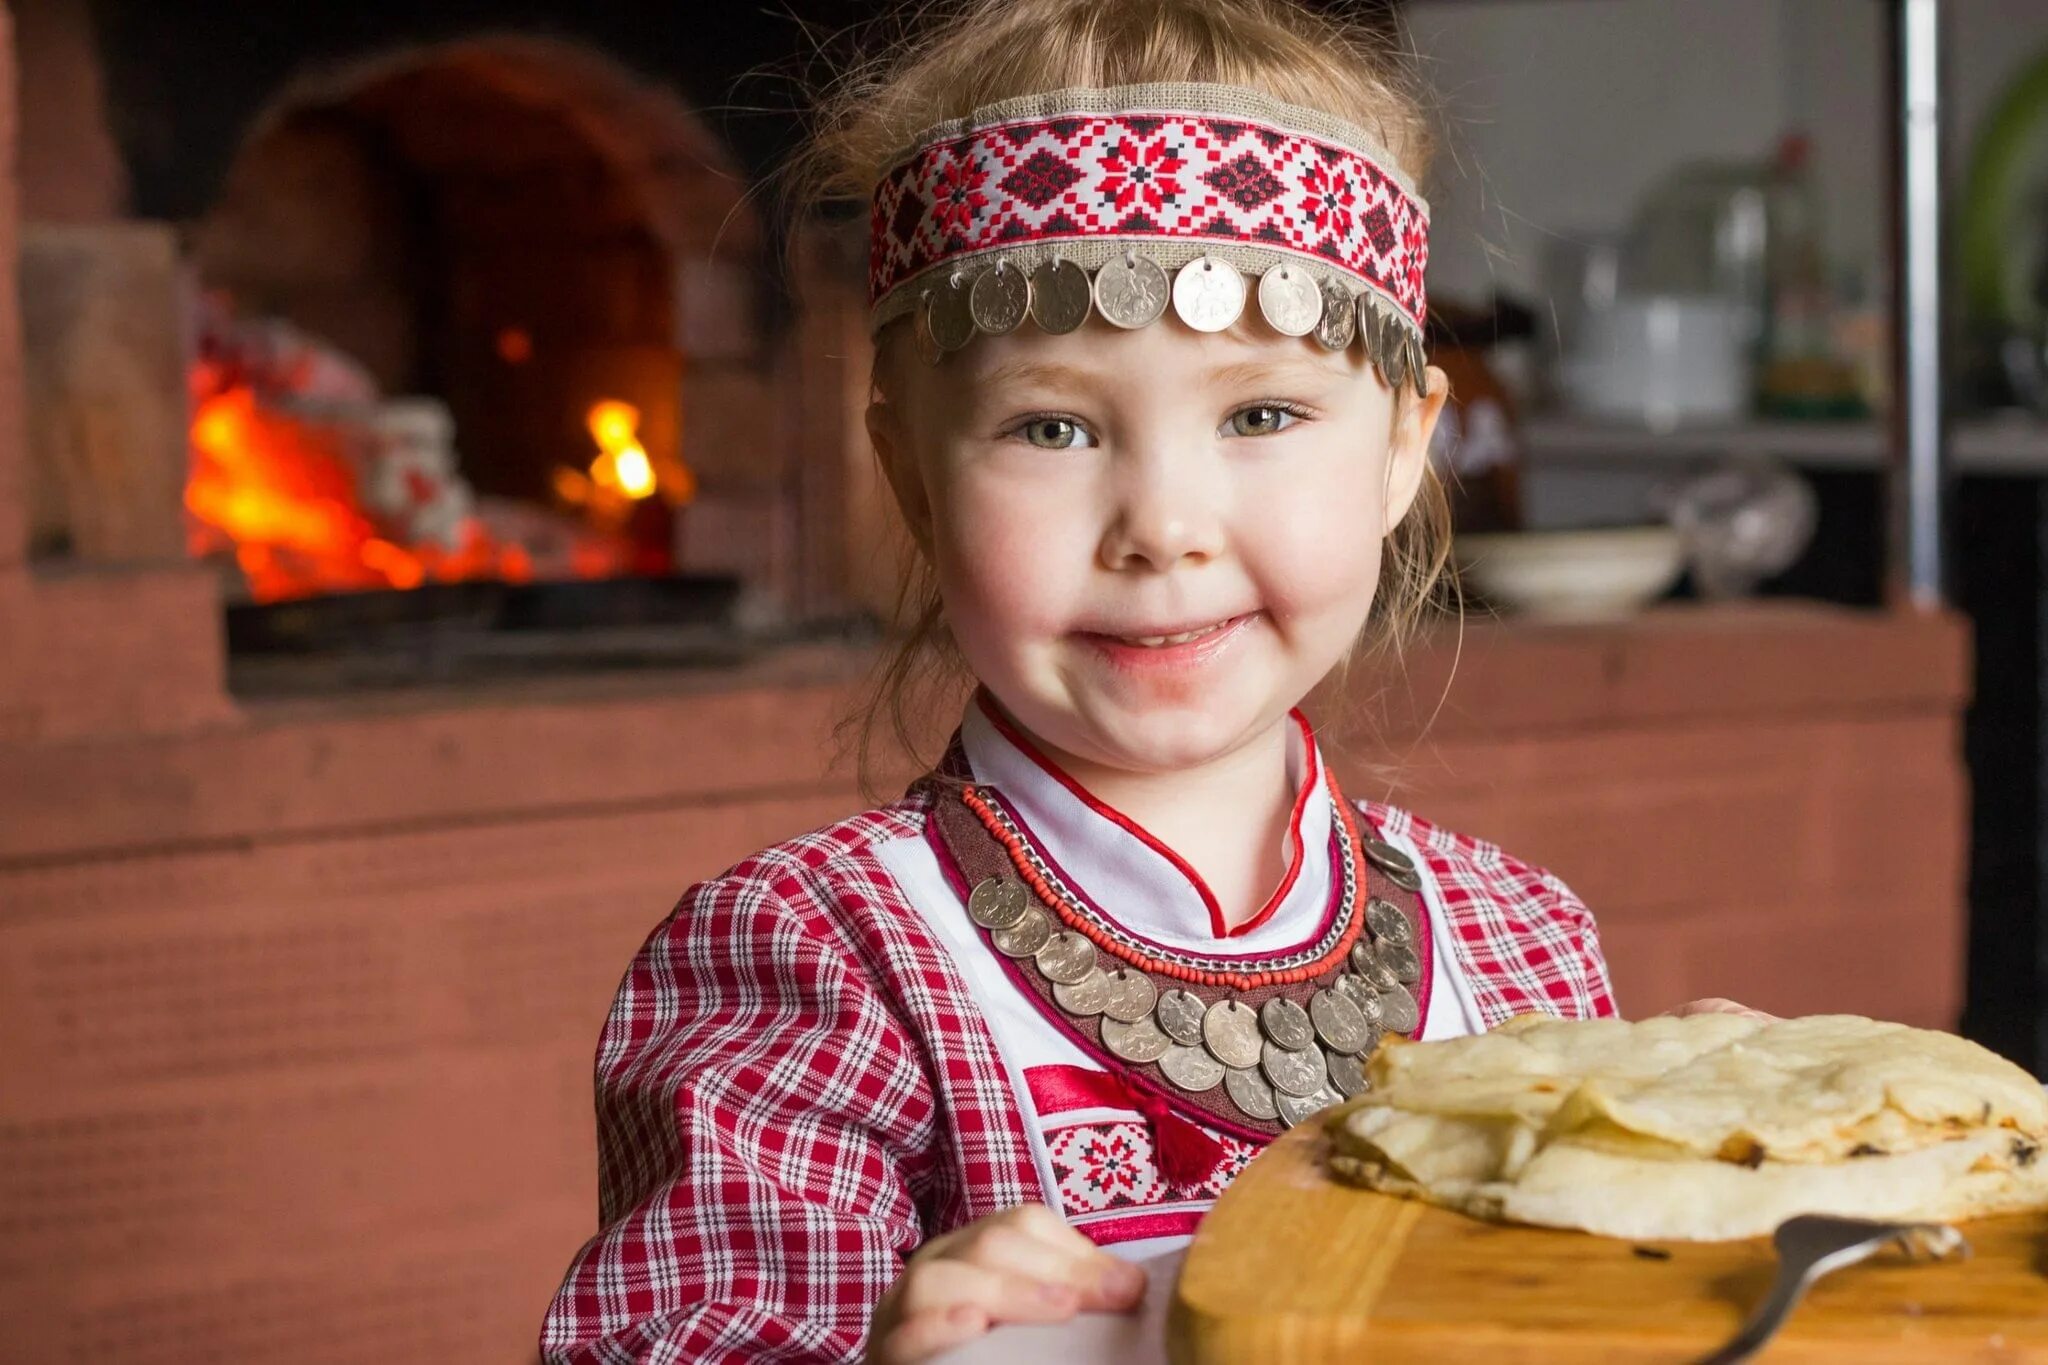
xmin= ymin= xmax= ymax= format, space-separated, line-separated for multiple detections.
xmin=0 ymin=5 xmax=1979 ymax=1362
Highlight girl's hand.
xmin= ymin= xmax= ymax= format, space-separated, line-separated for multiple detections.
xmin=866 ymin=1202 xmax=1147 ymax=1364
xmin=1660 ymin=997 xmax=1779 ymax=1021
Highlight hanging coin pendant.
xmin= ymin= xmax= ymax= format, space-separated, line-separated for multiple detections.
xmin=1035 ymin=931 xmax=1098 ymax=985
xmin=1377 ymin=940 xmax=1422 ymax=986
xmin=1309 ymin=988 xmax=1372 ymax=1055
xmin=1364 ymin=839 xmax=1423 ymax=892
xmin=1326 ymin=1049 xmax=1370 ymax=1099
xmin=1359 ymin=300 xmax=1387 ymax=363
xmin=1277 ymin=1086 xmax=1340 ymax=1128
xmin=1029 ymin=258 xmax=1093 ymax=334
xmin=969 ymin=264 xmax=1030 ymax=336
xmin=1094 ymin=254 xmax=1169 ymax=329
xmin=913 ymin=295 xmax=945 ymax=366
xmin=991 ymin=906 xmax=1053 ymax=958
xmin=1171 ymin=256 xmax=1246 ymax=333
xmin=1380 ymin=329 xmax=1410 ymax=392
xmin=1202 ymin=999 xmax=1264 ymax=1070
xmin=1102 ymin=1014 xmax=1172 ymax=1063
xmin=1334 ymin=974 xmax=1385 ymax=1027
xmin=1155 ymin=987 xmax=1207 ymax=1046
xmin=1377 ymin=981 xmax=1420 ymax=1035
xmin=1410 ymin=333 xmax=1429 ymax=397
xmin=1259 ymin=997 xmax=1315 ymax=1052
xmin=1351 ymin=939 xmax=1394 ymax=987
xmin=1160 ymin=1044 xmax=1226 ymax=1094
xmin=967 ymin=878 xmax=1028 ymax=931
xmin=1257 ymin=264 xmax=1323 ymax=337
xmin=928 ymin=274 xmax=977 ymax=352
xmin=1261 ymin=1038 xmax=1328 ymax=1098
xmin=1365 ymin=897 xmax=1413 ymax=946
xmin=1053 ymin=968 xmax=1112 ymax=1017
xmin=1225 ymin=1064 xmax=1281 ymax=1121
xmin=1312 ymin=280 xmax=1357 ymax=351
xmin=1100 ymin=968 xmax=1158 ymax=1024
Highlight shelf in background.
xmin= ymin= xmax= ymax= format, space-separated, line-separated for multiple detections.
xmin=1520 ymin=414 xmax=2048 ymax=475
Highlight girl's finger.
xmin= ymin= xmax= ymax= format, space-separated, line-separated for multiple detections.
xmin=891 ymin=1257 xmax=1087 ymax=1325
xmin=952 ymin=1220 xmax=1146 ymax=1311
xmin=870 ymin=1303 xmax=988 ymax=1365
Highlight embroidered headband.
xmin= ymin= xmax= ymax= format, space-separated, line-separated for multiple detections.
xmin=867 ymin=82 xmax=1430 ymax=392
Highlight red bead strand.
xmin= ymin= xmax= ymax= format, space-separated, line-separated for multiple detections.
xmin=958 ymin=780 xmax=1372 ymax=990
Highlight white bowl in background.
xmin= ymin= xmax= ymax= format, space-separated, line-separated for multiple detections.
xmin=1455 ymin=527 xmax=1685 ymax=621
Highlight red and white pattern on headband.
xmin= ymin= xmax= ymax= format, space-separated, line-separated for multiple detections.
xmin=869 ymin=109 xmax=1429 ymax=326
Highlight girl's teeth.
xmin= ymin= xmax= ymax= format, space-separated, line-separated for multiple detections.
xmin=1124 ymin=620 xmax=1229 ymax=647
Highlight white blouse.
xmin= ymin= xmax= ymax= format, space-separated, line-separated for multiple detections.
xmin=876 ymin=696 xmax=1485 ymax=1258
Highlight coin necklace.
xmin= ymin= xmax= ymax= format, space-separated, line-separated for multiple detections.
xmin=934 ymin=775 xmax=1432 ymax=1138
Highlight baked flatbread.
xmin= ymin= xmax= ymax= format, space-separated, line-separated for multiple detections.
xmin=1326 ymin=1013 xmax=2048 ymax=1240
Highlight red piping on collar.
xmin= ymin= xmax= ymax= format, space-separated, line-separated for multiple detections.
xmin=973 ymin=694 xmax=1317 ymax=941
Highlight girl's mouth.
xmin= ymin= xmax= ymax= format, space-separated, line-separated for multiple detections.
xmin=1076 ymin=612 xmax=1260 ymax=669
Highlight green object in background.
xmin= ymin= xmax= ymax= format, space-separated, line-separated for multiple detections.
xmin=1963 ymin=45 xmax=2048 ymax=331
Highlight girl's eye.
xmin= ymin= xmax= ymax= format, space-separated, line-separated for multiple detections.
xmin=1015 ymin=416 xmax=1095 ymax=449
xmin=1226 ymin=404 xmax=1304 ymax=438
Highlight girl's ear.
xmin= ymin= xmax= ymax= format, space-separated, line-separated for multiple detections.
xmin=1383 ymin=364 xmax=1450 ymax=533
xmin=866 ymin=399 xmax=936 ymax=553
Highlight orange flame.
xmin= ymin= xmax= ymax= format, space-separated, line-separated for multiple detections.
xmin=586 ymin=400 xmax=659 ymax=501
xmin=185 ymin=384 xmax=534 ymax=603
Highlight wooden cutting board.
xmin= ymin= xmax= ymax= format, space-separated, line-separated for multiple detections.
xmin=1170 ymin=1125 xmax=2048 ymax=1363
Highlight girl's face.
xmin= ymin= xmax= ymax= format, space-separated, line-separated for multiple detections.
xmin=870 ymin=308 xmax=1447 ymax=777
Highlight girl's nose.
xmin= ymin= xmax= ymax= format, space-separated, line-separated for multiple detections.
xmin=1097 ymin=447 xmax=1226 ymax=572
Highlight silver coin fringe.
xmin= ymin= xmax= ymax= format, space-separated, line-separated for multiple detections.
xmin=906 ymin=248 xmax=1429 ymax=398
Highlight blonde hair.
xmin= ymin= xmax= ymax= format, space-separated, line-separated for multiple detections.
xmin=785 ymin=0 xmax=1456 ymax=793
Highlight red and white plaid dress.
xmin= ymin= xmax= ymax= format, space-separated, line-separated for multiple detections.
xmin=539 ymin=702 xmax=1616 ymax=1363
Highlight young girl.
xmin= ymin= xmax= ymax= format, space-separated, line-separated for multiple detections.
xmin=540 ymin=1 xmax=1638 ymax=1360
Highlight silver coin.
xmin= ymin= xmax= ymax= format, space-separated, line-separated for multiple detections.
xmin=1364 ymin=838 xmax=1417 ymax=880
xmin=1258 ymin=997 xmax=1315 ymax=1052
xmin=1093 ymin=254 xmax=1169 ymax=329
xmin=1225 ymin=1064 xmax=1281 ymax=1120
xmin=1311 ymin=280 xmax=1356 ymax=351
xmin=1202 ymin=999 xmax=1263 ymax=1070
xmin=1378 ymin=940 xmax=1422 ymax=986
xmin=1277 ymin=1085 xmax=1340 ymax=1128
xmin=991 ymin=906 xmax=1053 ymax=958
xmin=1100 ymin=967 xmax=1158 ymax=1024
xmin=1333 ymin=973 xmax=1385 ymax=1026
xmin=1256 ymin=264 xmax=1323 ymax=337
xmin=1365 ymin=897 xmax=1413 ymax=946
xmin=1029 ymin=258 xmax=1093 ymax=334
xmin=1171 ymin=256 xmax=1246 ymax=333
xmin=1410 ymin=333 xmax=1429 ymax=397
xmin=1326 ymin=1049 xmax=1370 ymax=1099
xmin=928 ymin=272 xmax=977 ymax=352
xmin=912 ymin=295 xmax=944 ymax=366
xmin=1101 ymin=1013 xmax=1172 ymax=1063
xmin=1359 ymin=300 xmax=1386 ymax=363
xmin=1350 ymin=940 xmax=1397 ymax=990
xmin=1053 ymin=968 xmax=1112 ymax=1016
xmin=1155 ymin=988 xmax=1207 ymax=1046
xmin=1309 ymin=988 xmax=1372 ymax=1054
xmin=1379 ymin=329 xmax=1409 ymax=393
xmin=1377 ymin=981 xmax=1420 ymax=1035
xmin=968 ymin=263 xmax=1031 ymax=335
xmin=1261 ymin=1037 xmax=1328 ymax=1098
xmin=1035 ymin=930 xmax=1098 ymax=985
xmin=967 ymin=878 xmax=1028 ymax=931
xmin=1160 ymin=1044 xmax=1226 ymax=1093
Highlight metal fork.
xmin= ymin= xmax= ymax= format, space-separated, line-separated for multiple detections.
xmin=1692 ymin=1215 xmax=1970 ymax=1364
